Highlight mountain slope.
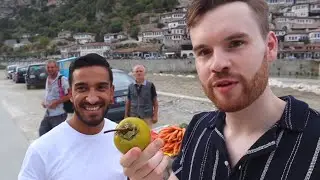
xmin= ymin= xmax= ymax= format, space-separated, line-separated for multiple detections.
xmin=0 ymin=0 xmax=179 ymax=42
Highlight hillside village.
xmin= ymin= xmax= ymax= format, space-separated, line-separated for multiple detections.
xmin=2 ymin=0 xmax=320 ymax=61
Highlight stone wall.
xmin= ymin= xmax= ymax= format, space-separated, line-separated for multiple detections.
xmin=269 ymin=59 xmax=320 ymax=77
xmin=108 ymin=59 xmax=196 ymax=73
xmin=1 ymin=57 xmax=319 ymax=77
xmin=108 ymin=58 xmax=320 ymax=77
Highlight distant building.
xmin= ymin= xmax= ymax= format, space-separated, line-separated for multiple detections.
xmin=266 ymin=0 xmax=294 ymax=6
xmin=104 ymin=33 xmax=128 ymax=43
xmin=309 ymin=28 xmax=320 ymax=43
xmin=58 ymin=31 xmax=72 ymax=39
xmin=79 ymin=42 xmax=110 ymax=57
xmin=284 ymin=32 xmax=309 ymax=42
xmin=73 ymin=33 xmax=96 ymax=45
xmin=278 ymin=43 xmax=320 ymax=59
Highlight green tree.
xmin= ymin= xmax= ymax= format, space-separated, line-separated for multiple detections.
xmin=109 ymin=20 xmax=123 ymax=33
xmin=129 ymin=26 xmax=140 ymax=39
xmin=39 ymin=36 xmax=50 ymax=49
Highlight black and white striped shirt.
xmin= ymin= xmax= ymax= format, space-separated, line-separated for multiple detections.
xmin=172 ymin=95 xmax=320 ymax=180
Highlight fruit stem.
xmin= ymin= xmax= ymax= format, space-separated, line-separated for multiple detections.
xmin=104 ymin=128 xmax=133 ymax=134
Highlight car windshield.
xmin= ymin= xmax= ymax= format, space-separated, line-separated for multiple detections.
xmin=18 ymin=67 xmax=27 ymax=73
xmin=113 ymin=72 xmax=134 ymax=90
xmin=29 ymin=65 xmax=46 ymax=75
xmin=8 ymin=66 xmax=17 ymax=71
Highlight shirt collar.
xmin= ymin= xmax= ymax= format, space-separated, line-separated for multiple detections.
xmin=47 ymin=72 xmax=61 ymax=83
xmin=134 ymin=80 xmax=147 ymax=86
xmin=208 ymin=95 xmax=310 ymax=132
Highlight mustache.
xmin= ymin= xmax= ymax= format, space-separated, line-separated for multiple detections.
xmin=79 ymin=101 xmax=105 ymax=107
xmin=208 ymin=71 xmax=240 ymax=85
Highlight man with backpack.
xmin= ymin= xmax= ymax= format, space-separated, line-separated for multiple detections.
xmin=39 ymin=60 xmax=72 ymax=136
xmin=125 ymin=64 xmax=159 ymax=128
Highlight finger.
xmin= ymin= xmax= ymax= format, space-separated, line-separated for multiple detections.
xmin=147 ymin=155 xmax=171 ymax=179
xmin=120 ymin=147 xmax=142 ymax=168
xmin=133 ymin=138 xmax=164 ymax=168
xmin=134 ymin=151 xmax=164 ymax=178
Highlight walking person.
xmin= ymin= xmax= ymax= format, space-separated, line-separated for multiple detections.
xmin=125 ymin=64 xmax=159 ymax=128
xmin=39 ymin=60 xmax=70 ymax=136
xmin=18 ymin=53 xmax=127 ymax=180
xmin=119 ymin=1 xmax=320 ymax=180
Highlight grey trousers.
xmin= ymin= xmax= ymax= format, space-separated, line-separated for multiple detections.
xmin=39 ymin=112 xmax=67 ymax=136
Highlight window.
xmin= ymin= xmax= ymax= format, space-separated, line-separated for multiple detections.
xmin=29 ymin=65 xmax=46 ymax=75
xmin=112 ymin=72 xmax=135 ymax=91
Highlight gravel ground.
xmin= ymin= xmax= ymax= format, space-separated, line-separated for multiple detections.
xmin=1 ymin=70 xmax=319 ymax=144
xmin=147 ymin=73 xmax=320 ymax=111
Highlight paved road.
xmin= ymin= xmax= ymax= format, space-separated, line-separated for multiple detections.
xmin=0 ymin=88 xmax=29 ymax=180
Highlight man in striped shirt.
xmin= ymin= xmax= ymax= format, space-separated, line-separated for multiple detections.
xmin=119 ymin=0 xmax=320 ymax=180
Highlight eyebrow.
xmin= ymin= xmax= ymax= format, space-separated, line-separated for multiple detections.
xmin=74 ymin=82 xmax=110 ymax=87
xmin=192 ymin=32 xmax=249 ymax=52
xmin=192 ymin=44 xmax=208 ymax=52
xmin=223 ymin=32 xmax=249 ymax=42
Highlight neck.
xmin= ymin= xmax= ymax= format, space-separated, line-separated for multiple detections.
xmin=49 ymin=73 xmax=58 ymax=79
xmin=136 ymin=79 xmax=145 ymax=84
xmin=224 ymin=86 xmax=286 ymax=135
xmin=68 ymin=115 xmax=105 ymax=135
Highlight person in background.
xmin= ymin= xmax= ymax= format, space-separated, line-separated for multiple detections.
xmin=119 ymin=0 xmax=320 ymax=180
xmin=39 ymin=60 xmax=70 ymax=136
xmin=125 ymin=64 xmax=159 ymax=128
xmin=18 ymin=53 xmax=127 ymax=180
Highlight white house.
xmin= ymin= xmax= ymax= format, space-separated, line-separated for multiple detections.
xmin=309 ymin=29 xmax=320 ymax=43
xmin=79 ymin=42 xmax=110 ymax=57
xmin=266 ymin=0 xmax=294 ymax=6
xmin=58 ymin=31 xmax=72 ymax=39
xmin=291 ymin=4 xmax=309 ymax=17
xmin=160 ymin=12 xmax=186 ymax=24
xmin=168 ymin=20 xmax=186 ymax=29
xmin=284 ymin=32 xmax=309 ymax=42
xmin=274 ymin=30 xmax=287 ymax=36
xmin=142 ymin=29 xmax=164 ymax=43
xmin=296 ymin=0 xmax=318 ymax=4
xmin=181 ymin=50 xmax=194 ymax=58
xmin=310 ymin=3 xmax=320 ymax=13
xmin=104 ymin=33 xmax=128 ymax=43
xmin=73 ymin=33 xmax=96 ymax=44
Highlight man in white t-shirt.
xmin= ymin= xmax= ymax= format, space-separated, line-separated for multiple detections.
xmin=18 ymin=53 xmax=127 ymax=180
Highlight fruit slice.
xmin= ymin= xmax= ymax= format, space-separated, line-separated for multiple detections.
xmin=108 ymin=117 xmax=151 ymax=154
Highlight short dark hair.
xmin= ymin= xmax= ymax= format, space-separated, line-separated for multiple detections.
xmin=187 ymin=0 xmax=269 ymax=38
xmin=68 ymin=53 xmax=113 ymax=86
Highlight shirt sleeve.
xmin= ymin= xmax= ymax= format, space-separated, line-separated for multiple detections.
xmin=62 ymin=76 xmax=70 ymax=95
xmin=18 ymin=145 xmax=46 ymax=180
xmin=151 ymin=83 xmax=157 ymax=100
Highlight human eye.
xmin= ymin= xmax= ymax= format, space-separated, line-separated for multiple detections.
xmin=196 ymin=48 xmax=212 ymax=57
xmin=97 ymin=84 xmax=109 ymax=91
xmin=228 ymin=40 xmax=245 ymax=49
xmin=76 ymin=86 xmax=87 ymax=92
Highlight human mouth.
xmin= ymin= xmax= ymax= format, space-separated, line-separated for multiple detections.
xmin=213 ymin=80 xmax=238 ymax=94
xmin=83 ymin=105 xmax=102 ymax=111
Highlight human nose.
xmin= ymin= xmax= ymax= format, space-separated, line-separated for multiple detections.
xmin=86 ymin=90 xmax=99 ymax=104
xmin=209 ymin=49 xmax=231 ymax=73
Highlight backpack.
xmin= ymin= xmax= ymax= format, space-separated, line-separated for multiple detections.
xmin=58 ymin=75 xmax=74 ymax=113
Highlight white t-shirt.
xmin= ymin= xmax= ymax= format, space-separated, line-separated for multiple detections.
xmin=18 ymin=119 xmax=127 ymax=180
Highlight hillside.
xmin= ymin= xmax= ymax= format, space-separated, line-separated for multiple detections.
xmin=0 ymin=0 xmax=180 ymax=42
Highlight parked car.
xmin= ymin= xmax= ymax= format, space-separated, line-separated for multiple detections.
xmin=13 ymin=66 xmax=27 ymax=83
xmin=57 ymin=57 xmax=135 ymax=122
xmin=105 ymin=69 xmax=135 ymax=122
xmin=5 ymin=65 xmax=17 ymax=79
xmin=25 ymin=63 xmax=47 ymax=89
